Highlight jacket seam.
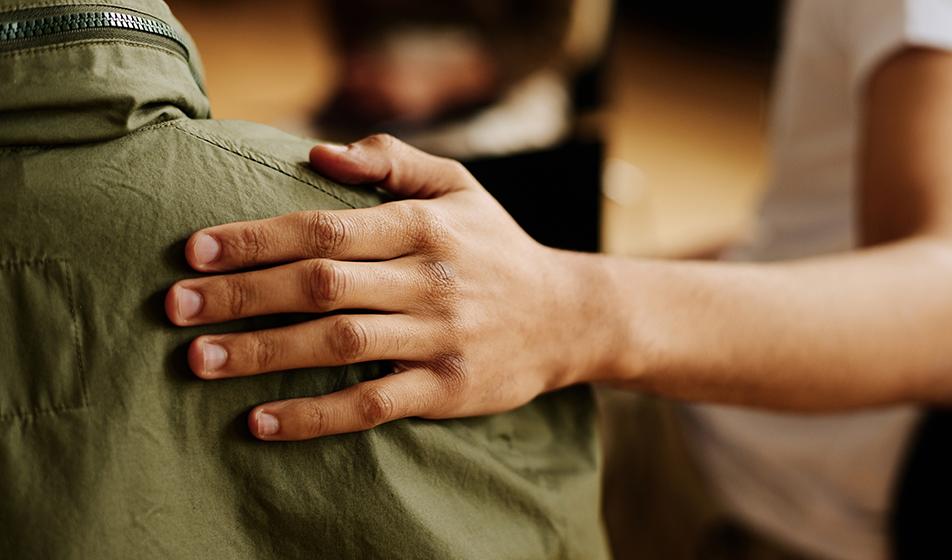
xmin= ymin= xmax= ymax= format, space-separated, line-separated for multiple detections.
xmin=0 ymin=257 xmax=89 ymax=420
xmin=169 ymin=122 xmax=358 ymax=209
xmin=62 ymin=262 xmax=90 ymax=408
xmin=0 ymin=120 xmax=182 ymax=152
xmin=0 ymin=402 xmax=88 ymax=422
xmin=0 ymin=1 xmax=164 ymax=17
xmin=0 ymin=258 xmax=69 ymax=270
xmin=0 ymin=37 xmax=186 ymax=60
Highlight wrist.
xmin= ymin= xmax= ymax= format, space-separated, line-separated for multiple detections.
xmin=545 ymin=249 xmax=649 ymax=389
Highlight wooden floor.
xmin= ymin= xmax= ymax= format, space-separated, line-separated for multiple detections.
xmin=168 ymin=0 xmax=771 ymax=258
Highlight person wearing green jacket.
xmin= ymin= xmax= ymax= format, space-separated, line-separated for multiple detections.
xmin=0 ymin=1 xmax=608 ymax=557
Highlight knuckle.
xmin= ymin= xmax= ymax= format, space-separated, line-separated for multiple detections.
xmin=225 ymin=276 xmax=250 ymax=317
xmin=420 ymin=260 xmax=456 ymax=289
xmin=234 ymin=224 xmax=267 ymax=262
xmin=302 ymin=211 xmax=348 ymax=257
xmin=407 ymin=204 xmax=448 ymax=249
xmin=357 ymin=386 xmax=395 ymax=428
xmin=364 ymin=133 xmax=396 ymax=152
xmin=300 ymin=401 xmax=328 ymax=437
xmin=304 ymin=259 xmax=345 ymax=311
xmin=444 ymin=158 xmax=471 ymax=181
xmin=432 ymin=354 xmax=469 ymax=396
xmin=249 ymin=332 xmax=280 ymax=371
xmin=419 ymin=260 xmax=459 ymax=305
xmin=329 ymin=317 xmax=370 ymax=362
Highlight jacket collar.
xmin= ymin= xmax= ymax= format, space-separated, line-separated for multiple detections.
xmin=0 ymin=0 xmax=210 ymax=146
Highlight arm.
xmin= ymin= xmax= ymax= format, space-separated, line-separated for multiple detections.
xmin=166 ymin=48 xmax=952 ymax=440
xmin=602 ymin=47 xmax=952 ymax=410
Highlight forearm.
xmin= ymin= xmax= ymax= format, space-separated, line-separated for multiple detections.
xmin=571 ymin=235 xmax=952 ymax=410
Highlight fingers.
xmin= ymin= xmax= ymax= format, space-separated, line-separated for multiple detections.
xmin=187 ymin=315 xmax=436 ymax=379
xmin=167 ymin=258 xmax=412 ymax=325
xmin=248 ymin=367 xmax=448 ymax=440
xmin=309 ymin=133 xmax=478 ymax=199
xmin=185 ymin=134 xmax=477 ymax=272
xmin=186 ymin=201 xmax=443 ymax=271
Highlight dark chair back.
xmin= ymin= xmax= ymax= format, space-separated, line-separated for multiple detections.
xmin=891 ymin=409 xmax=952 ymax=558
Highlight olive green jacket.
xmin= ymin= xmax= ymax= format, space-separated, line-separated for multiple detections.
xmin=0 ymin=1 xmax=608 ymax=558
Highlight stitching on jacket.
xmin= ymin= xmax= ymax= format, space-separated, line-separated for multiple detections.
xmin=0 ymin=120 xmax=183 ymax=152
xmin=62 ymin=263 xmax=89 ymax=408
xmin=0 ymin=2 xmax=164 ymax=17
xmin=0 ymin=37 xmax=188 ymax=60
xmin=0 ymin=257 xmax=89 ymax=421
xmin=0 ymin=402 xmax=88 ymax=422
xmin=0 ymin=258 xmax=69 ymax=270
xmin=170 ymin=122 xmax=359 ymax=209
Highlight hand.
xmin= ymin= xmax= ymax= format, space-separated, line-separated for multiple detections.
xmin=166 ymin=135 xmax=615 ymax=440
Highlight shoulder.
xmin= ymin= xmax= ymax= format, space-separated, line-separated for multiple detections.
xmin=836 ymin=0 xmax=952 ymax=92
xmin=0 ymin=117 xmax=384 ymax=274
xmin=168 ymin=119 xmax=382 ymax=210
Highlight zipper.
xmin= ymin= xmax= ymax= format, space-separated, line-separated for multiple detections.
xmin=0 ymin=5 xmax=191 ymax=64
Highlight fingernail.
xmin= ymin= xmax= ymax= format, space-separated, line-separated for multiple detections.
xmin=256 ymin=411 xmax=280 ymax=436
xmin=175 ymin=287 xmax=203 ymax=320
xmin=193 ymin=233 xmax=221 ymax=266
xmin=202 ymin=342 xmax=227 ymax=373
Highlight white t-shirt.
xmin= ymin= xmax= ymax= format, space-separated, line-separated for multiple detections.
xmin=684 ymin=1 xmax=952 ymax=559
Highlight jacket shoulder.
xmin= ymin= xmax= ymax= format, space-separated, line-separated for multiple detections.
xmin=170 ymin=119 xmax=382 ymax=210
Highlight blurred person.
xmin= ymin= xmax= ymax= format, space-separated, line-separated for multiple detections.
xmin=315 ymin=0 xmax=613 ymax=258
xmin=315 ymin=0 xmax=612 ymax=159
xmin=173 ymin=0 xmax=952 ymax=558
xmin=0 ymin=0 xmax=609 ymax=557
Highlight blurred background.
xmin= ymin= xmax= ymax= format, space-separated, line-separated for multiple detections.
xmin=165 ymin=0 xmax=783 ymax=555
xmin=167 ymin=0 xmax=781 ymax=259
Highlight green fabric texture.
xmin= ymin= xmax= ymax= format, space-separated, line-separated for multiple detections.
xmin=0 ymin=1 xmax=608 ymax=558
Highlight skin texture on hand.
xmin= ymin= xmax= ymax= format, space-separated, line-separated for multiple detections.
xmin=166 ymin=135 xmax=614 ymax=440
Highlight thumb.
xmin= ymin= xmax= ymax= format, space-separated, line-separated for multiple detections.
xmin=309 ymin=134 xmax=476 ymax=199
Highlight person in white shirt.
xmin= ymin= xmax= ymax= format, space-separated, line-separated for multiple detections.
xmin=685 ymin=1 xmax=952 ymax=558
xmin=164 ymin=0 xmax=952 ymax=557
